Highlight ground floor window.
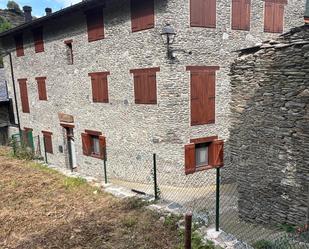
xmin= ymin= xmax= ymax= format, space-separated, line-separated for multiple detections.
xmin=81 ymin=130 xmax=106 ymax=159
xmin=42 ymin=131 xmax=53 ymax=154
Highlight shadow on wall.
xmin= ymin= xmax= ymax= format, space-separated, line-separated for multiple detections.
xmin=227 ymin=25 xmax=309 ymax=227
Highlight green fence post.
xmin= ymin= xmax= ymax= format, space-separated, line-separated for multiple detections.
xmin=216 ymin=167 xmax=220 ymax=232
xmin=43 ymin=136 xmax=48 ymax=164
xmin=153 ymin=153 xmax=159 ymax=200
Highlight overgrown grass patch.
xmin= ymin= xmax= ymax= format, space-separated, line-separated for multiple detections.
xmin=63 ymin=176 xmax=87 ymax=189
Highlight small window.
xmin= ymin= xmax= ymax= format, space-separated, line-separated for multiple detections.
xmin=35 ymin=77 xmax=47 ymax=101
xmin=32 ymin=27 xmax=44 ymax=53
xmin=231 ymin=0 xmax=251 ymax=31
xmin=81 ymin=130 xmax=106 ymax=159
xmin=184 ymin=136 xmax=224 ymax=175
xmin=131 ymin=0 xmax=155 ymax=32
xmin=264 ymin=0 xmax=286 ymax=33
xmin=190 ymin=0 xmax=216 ymax=28
xmin=14 ymin=34 xmax=24 ymax=57
xmin=64 ymin=40 xmax=73 ymax=65
xmin=18 ymin=78 xmax=30 ymax=113
xmin=42 ymin=131 xmax=53 ymax=154
xmin=85 ymin=8 xmax=104 ymax=42
xmin=88 ymin=72 xmax=110 ymax=103
xmin=130 ymin=67 xmax=160 ymax=104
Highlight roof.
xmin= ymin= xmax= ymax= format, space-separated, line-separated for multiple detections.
xmin=0 ymin=0 xmax=105 ymax=38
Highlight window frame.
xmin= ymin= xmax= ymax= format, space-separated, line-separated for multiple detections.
xmin=81 ymin=130 xmax=106 ymax=160
xmin=88 ymin=72 xmax=110 ymax=103
xmin=32 ymin=27 xmax=44 ymax=53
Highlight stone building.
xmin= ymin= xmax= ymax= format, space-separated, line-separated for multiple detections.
xmin=0 ymin=0 xmax=305 ymax=187
xmin=229 ymin=24 xmax=309 ymax=226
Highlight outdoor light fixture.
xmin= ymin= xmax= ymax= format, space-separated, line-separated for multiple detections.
xmin=161 ymin=23 xmax=176 ymax=59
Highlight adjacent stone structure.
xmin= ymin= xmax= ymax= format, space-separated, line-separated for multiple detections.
xmin=229 ymin=25 xmax=309 ymax=226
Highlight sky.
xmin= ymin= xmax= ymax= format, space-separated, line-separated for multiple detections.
xmin=0 ymin=0 xmax=82 ymax=17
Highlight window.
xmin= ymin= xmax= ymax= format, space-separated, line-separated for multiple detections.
xmin=42 ymin=131 xmax=53 ymax=154
xmin=231 ymin=0 xmax=251 ymax=30
xmin=81 ymin=130 xmax=106 ymax=159
xmin=64 ymin=40 xmax=73 ymax=65
xmin=32 ymin=27 xmax=44 ymax=53
xmin=18 ymin=78 xmax=30 ymax=113
xmin=190 ymin=0 xmax=216 ymax=28
xmin=14 ymin=34 xmax=24 ymax=57
xmin=130 ymin=67 xmax=160 ymax=104
xmin=131 ymin=0 xmax=155 ymax=32
xmin=264 ymin=0 xmax=286 ymax=33
xmin=85 ymin=8 xmax=104 ymax=42
xmin=35 ymin=77 xmax=47 ymax=101
xmin=184 ymin=136 xmax=224 ymax=175
xmin=88 ymin=72 xmax=110 ymax=103
xmin=186 ymin=66 xmax=219 ymax=126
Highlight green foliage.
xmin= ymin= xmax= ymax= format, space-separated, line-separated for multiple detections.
xmin=253 ymin=237 xmax=301 ymax=249
xmin=278 ymin=223 xmax=297 ymax=233
xmin=31 ymin=162 xmax=59 ymax=175
xmin=63 ymin=177 xmax=87 ymax=189
xmin=9 ymin=138 xmax=35 ymax=160
xmin=121 ymin=217 xmax=138 ymax=228
xmin=164 ymin=214 xmax=182 ymax=230
xmin=123 ymin=197 xmax=147 ymax=210
xmin=253 ymin=240 xmax=273 ymax=249
xmin=7 ymin=1 xmax=22 ymax=14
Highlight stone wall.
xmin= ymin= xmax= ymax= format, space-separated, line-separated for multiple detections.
xmin=1 ymin=0 xmax=305 ymax=187
xmin=229 ymin=25 xmax=309 ymax=226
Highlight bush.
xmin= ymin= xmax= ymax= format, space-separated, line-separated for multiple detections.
xmin=9 ymin=138 xmax=35 ymax=161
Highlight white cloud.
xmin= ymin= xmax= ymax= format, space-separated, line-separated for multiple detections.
xmin=54 ymin=0 xmax=82 ymax=7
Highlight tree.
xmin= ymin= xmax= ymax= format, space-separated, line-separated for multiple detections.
xmin=7 ymin=1 xmax=22 ymax=14
xmin=0 ymin=17 xmax=12 ymax=32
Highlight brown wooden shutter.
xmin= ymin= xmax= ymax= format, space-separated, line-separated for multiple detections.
xmin=18 ymin=79 xmax=30 ymax=113
xmin=36 ymin=77 xmax=47 ymax=100
xmin=190 ymin=0 xmax=216 ymax=28
xmin=206 ymin=71 xmax=215 ymax=124
xmin=89 ymin=72 xmax=109 ymax=103
xmin=190 ymin=72 xmax=202 ymax=126
xmin=42 ymin=131 xmax=53 ymax=154
xmin=232 ymin=0 xmax=251 ymax=30
xmin=99 ymin=135 xmax=106 ymax=159
xmin=131 ymin=0 xmax=154 ymax=32
xmin=91 ymin=75 xmax=99 ymax=102
xmin=242 ymin=0 xmax=251 ymax=30
xmin=81 ymin=133 xmax=91 ymax=156
xmin=273 ymin=3 xmax=284 ymax=33
xmin=205 ymin=0 xmax=216 ymax=28
xmin=14 ymin=34 xmax=24 ymax=57
xmin=86 ymin=8 xmax=104 ymax=42
xmin=264 ymin=1 xmax=274 ymax=32
xmin=147 ymin=73 xmax=157 ymax=104
xmin=190 ymin=0 xmax=203 ymax=26
xmin=208 ymin=139 xmax=224 ymax=167
xmin=185 ymin=143 xmax=196 ymax=175
xmin=231 ymin=0 xmax=241 ymax=30
xmin=32 ymin=28 xmax=44 ymax=53
xmin=134 ymin=74 xmax=142 ymax=104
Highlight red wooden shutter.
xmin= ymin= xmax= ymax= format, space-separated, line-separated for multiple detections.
xmin=42 ymin=131 xmax=53 ymax=154
xmin=208 ymin=140 xmax=224 ymax=167
xmin=18 ymin=79 xmax=30 ymax=113
xmin=242 ymin=0 xmax=251 ymax=30
xmin=190 ymin=0 xmax=203 ymax=27
xmin=205 ymin=0 xmax=216 ymax=28
xmin=273 ymin=3 xmax=284 ymax=33
xmin=89 ymin=73 xmax=109 ymax=103
xmin=147 ymin=72 xmax=157 ymax=104
xmin=81 ymin=133 xmax=91 ymax=156
xmin=134 ymin=74 xmax=142 ymax=104
xmin=99 ymin=135 xmax=106 ymax=159
xmin=32 ymin=28 xmax=44 ymax=53
xmin=190 ymin=72 xmax=202 ymax=125
xmin=185 ymin=143 xmax=196 ymax=175
xmin=131 ymin=0 xmax=154 ymax=32
xmin=91 ymin=75 xmax=99 ymax=102
xmin=86 ymin=8 xmax=104 ymax=42
xmin=205 ymin=71 xmax=215 ymax=124
xmin=190 ymin=0 xmax=216 ymax=28
xmin=36 ymin=77 xmax=47 ymax=100
xmin=14 ymin=34 xmax=24 ymax=57
xmin=264 ymin=1 xmax=274 ymax=32
xmin=231 ymin=0 xmax=241 ymax=30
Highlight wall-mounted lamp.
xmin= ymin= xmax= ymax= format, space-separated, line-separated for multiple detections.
xmin=161 ymin=23 xmax=191 ymax=60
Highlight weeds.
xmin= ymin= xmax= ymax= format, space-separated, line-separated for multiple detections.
xmin=122 ymin=217 xmax=138 ymax=228
xmin=122 ymin=197 xmax=147 ymax=210
xmin=177 ymin=229 xmax=219 ymax=249
xmin=63 ymin=177 xmax=87 ymax=189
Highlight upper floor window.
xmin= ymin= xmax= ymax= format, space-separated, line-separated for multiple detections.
xmin=14 ymin=34 xmax=24 ymax=57
xmin=35 ymin=77 xmax=47 ymax=101
xmin=81 ymin=130 xmax=106 ymax=159
xmin=130 ymin=67 xmax=160 ymax=104
xmin=131 ymin=0 xmax=155 ymax=32
xmin=64 ymin=40 xmax=73 ymax=65
xmin=186 ymin=66 xmax=219 ymax=126
xmin=85 ymin=8 xmax=104 ymax=42
xmin=18 ymin=78 xmax=30 ymax=113
xmin=88 ymin=72 xmax=110 ymax=103
xmin=264 ymin=0 xmax=286 ymax=33
xmin=190 ymin=0 xmax=216 ymax=28
xmin=232 ymin=0 xmax=251 ymax=30
xmin=32 ymin=27 xmax=44 ymax=53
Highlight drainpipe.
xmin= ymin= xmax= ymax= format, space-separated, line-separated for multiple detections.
xmin=8 ymin=52 xmax=21 ymax=134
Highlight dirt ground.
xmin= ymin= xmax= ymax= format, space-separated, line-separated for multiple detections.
xmin=0 ymin=148 xmax=182 ymax=249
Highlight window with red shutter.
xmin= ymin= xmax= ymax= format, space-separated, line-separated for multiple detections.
xmin=82 ymin=130 xmax=106 ymax=159
xmin=232 ymin=0 xmax=251 ymax=30
xmin=184 ymin=136 xmax=224 ymax=175
xmin=85 ymin=8 xmax=104 ymax=42
xmin=14 ymin=34 xmax=24 ymax=57
xmin=42 ymin=131 xmax=53 ymax=154
xmin=64 ymin=40 xmax=73 ymax=65
xmin=264 ymin=0 xmax=286 ymax=33
xmin=190 ymin=0 xmax=216 ymax=28
xmin=131 ymin=0 xmax=155 ymax=32
xmin=88 ymin=72 xmax=110 ymax=103
xmin=32 ymin=27 xmax=44 ymax=53
xmin=130 ymin=67 xmax=159 ymax=104
xmin=18 ymin=79 xmax=30 ymax=113
xmin=186 ymin=66 xmax=219 ymax=126
xmin=35 ymin=77 xmax=47 ymax=101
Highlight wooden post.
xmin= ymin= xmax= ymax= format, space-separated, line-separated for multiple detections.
xmin=185 ymin=212 xmax=192 ymax=249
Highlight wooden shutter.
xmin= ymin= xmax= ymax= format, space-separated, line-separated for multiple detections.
xmin=81 ymin=133 xmax=91 ymax=156
xmin=99 ymin=135 xmax=106 ymax=159
xmin=32 ymin=28 xmax=44 ymax=53
xmin=273 ymin=3 xmax=284 ymax=33
xmin=18 ymin=79 xmax=30 ymax=113
xmin=134 ymin=74 xmax=142 ymax=104
xmin=205 ymin=71 xmax=215 ymax=124
xmin=89 ymin=72 xmax=109 ymax=103
xmin=131 ymin=0 xmax=154 ymax=32
xmin=14 ymin=34 xmax=24 ymax=57
xmin=232 ymin=0 xmax=251 ymax=30
xmin=147 ymin=72 xmax=157 ymax=104
xmin=36 ymin=77 xmax=47 ymax=101
xmin=190 ymin=72 xmax=203 ymax=125
xmin=264 ymin=1 xmax=274 ymax=32
xmin=185 ymin=143 xmax=196 ymax=175
xmin=86 ymin=8 xmax=104 ymax=42
xmin=242 ymin=0 xmax=251 ymax=30
xmin=190 ymin=0 xmax=216 ymax=28
xmin=42 ymin=131 xmax=53 ymax=154
xmin=208 ymin=139 xmax=224 ymax=167
xmin=190 ymin=0 xmax=203 ymax=26
xmin=91 ymin=75 xmax=99 ymax=102
xmin=232 ymin=0 xmax=241 ymax=30
xmin=205 ymin=0 xmax=216 ymax=28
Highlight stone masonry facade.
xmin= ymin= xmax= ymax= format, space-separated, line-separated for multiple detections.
xmin=0 ymin=0 xmax=306 ymax=187
xmin=229 ymin=25 xmax=309 ymax=226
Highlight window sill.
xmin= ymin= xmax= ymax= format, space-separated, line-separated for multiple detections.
xmin=89 ymin=153 xmax=103 ymax=160
xmin=195 ymin=164 xmax=215 ymax=172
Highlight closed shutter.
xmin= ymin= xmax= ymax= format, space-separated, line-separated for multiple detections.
xmin=273 ymin=3 xmax=284 ymax=33
xmin=231 ymin=0 xmax=241 ymax=30
xmin=99 ymin=135 xmax=106 ymax=159
xmin=42 ymin=131 xmax=53 ymax=154
xmin=264 ymin=1 xmax=274 ymax=32
xmin=14 ymin=34 xmax=24 ymax=57
xmin=32 ymin=28 xmax=44 ymax=53
xmin=134 ymin=74 xmax=142 ymax=104
xmin=91 ymin=75 xmax=99 ymax=102
xmin=208 ymin=139 xmax=224 ymax=167
xmin=242 ymin=0 xmax=251 ymax=30
xmin=89 ymin=72 xmax=109 ymax=103
xmin=147 ymin=73 xmax=157 ymax=104
xmin=18 ymin=79 xmax=30 ymax=113
xmin=86 ymin=8 xmax=104 ymax=42
xmin=190 ymin=0 xmax=203 ymax=26
xmin=232 ymin=0 xmax=251 ymax=30
xmin=36 ymin=77 xmax=47 ymax=101
xmin=81 ymin=133 xmax=91 ymax=156
xmin=205 ymin=0 xmax=216 ymax=28
xmin=185 ymin=143 xmax=196 ymax=175
xmin=190 ymin=72 xmax=202 ymax=125
xmin=206 ymin=71 xmax=215 ymax=124
xmin=131 ymin=0 xmax=154 ymax=32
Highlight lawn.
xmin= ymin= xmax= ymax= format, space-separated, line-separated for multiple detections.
xmin=0 ymin=148 xmax=182 ymax=249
